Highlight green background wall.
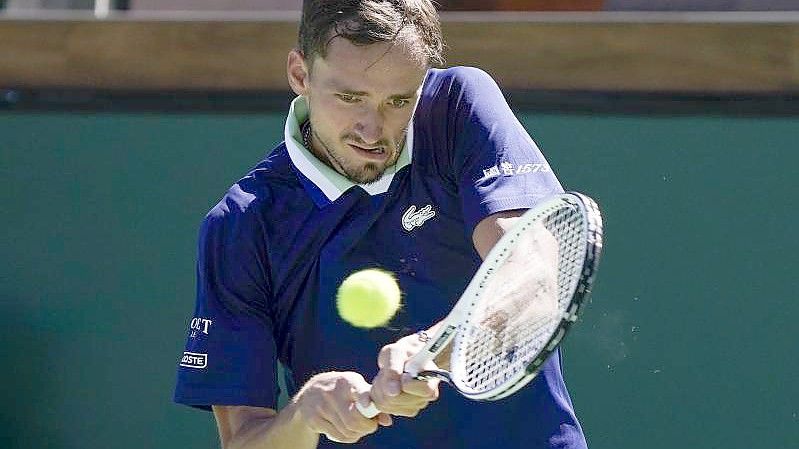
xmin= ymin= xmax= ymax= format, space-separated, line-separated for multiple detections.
xmin=1 ymin=108 xmax=796 ymax=448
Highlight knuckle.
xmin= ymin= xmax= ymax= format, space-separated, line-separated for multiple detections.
xmin=378 ymin=345 xmax=393 ymax=359
xmin=370 ymin=387 xmax=386 ymax=401
xmin=370 ymin=372 xmax=385 ymax=387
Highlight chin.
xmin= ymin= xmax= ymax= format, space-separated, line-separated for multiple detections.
xmin=344 ymin=155 xmax=399 ymax=184
xmin=347 ymin=164 xmax=385 ymax=184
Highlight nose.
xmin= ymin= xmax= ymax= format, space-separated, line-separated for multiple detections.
xmin=353 ymin=109 xmax=384 ymax=145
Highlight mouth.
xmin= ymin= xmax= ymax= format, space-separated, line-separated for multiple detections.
xmin=347 ymin=143 xmax=389 ymax=160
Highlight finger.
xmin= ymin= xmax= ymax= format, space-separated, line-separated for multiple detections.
xmin=371 ymin=374 xmax=435 ymax=414
xmin=370 ymin=371 xmax=401 ymax=412
xmin=307 ymin=415 xmax=357 ymax=444
xmin=384 ymin=402 xmax=431 ymax=418
xmin=400 ymin=373 xmax=440 ymax=399
xmin=369 ymin=393 xmax=434 ymax=417
xmin=319 ymin=397 xmax=362 ymax=442
xmin=354 ymin=391 xmax=381 ymax=421
xmin=378 ymin=346 xmax=407 ymax=383
xmin=339 ymin=395 xmax=378 ymax=434
xmin=368 ymin=382 xmax=398 ymax=414
xmin=348 ymin=406 xmax=380 ymax=435
xmin=377 ymin=413 xmax=393 ymax=427
xmin=372 ymin=372 xmax=402 ymax=407
xmin=331 ymin=382 xmax=379 ymax=435
xmin=322 ymin=427 xmax=353 ymax=444
xmin=347 ymin=374 xmax=386 ymax=408
xmin=323 ymin=430 xmax=358 ymax=444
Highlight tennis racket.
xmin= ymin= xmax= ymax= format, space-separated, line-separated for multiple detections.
xmin=357 ymin=191 xmax=603 ymax=417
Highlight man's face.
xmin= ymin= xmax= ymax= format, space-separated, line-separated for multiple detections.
xmin=288 ymin=38 xmax=428 ymax=184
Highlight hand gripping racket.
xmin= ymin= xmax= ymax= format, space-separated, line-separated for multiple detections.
xmin=357 ymin=191 xmax=603 ymax=417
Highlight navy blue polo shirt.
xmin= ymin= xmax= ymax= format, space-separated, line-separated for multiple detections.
xmin=174 ymin=66 xmax=587 ymax=449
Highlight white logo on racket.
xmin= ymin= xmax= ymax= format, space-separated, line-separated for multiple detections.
xmin=402 ymin=205 xmax=436 ymax=231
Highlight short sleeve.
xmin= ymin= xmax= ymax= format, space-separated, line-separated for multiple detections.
xmin=447 ymin=67 xmax=564 ymax=235
xmin=173 ymin=187 xmax=279 ymax=411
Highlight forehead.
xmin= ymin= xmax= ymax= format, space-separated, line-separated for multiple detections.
xmin=312 ymin=37 xmax=427 ymax=93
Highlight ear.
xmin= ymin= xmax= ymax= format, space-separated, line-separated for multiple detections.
xmin=287 ymin=49 xmax=311 ymax=96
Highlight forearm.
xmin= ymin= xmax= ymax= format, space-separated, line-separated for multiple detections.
xmin=216 ymin=402 xmax=319 ymax=449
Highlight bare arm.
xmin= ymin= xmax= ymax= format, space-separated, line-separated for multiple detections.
xmin=214 ymin=403 xmax=317 ymax=449
xmin=472 ymin=209 xmax=527 ymax=260
xmin=213 ymin=372 xmax=392 ymax=449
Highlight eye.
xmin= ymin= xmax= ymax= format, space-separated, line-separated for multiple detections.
xmin=336 ymin=93 xmax=360 ymax=104
xmin=389 ymin=98 xmax=411 ymax=109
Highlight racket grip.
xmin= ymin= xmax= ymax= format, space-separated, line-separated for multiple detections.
xmin=356 ymin=400 xmax=380 ymax=418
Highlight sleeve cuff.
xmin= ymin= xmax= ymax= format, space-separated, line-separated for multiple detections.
xmin=464 ymin=194 xmax=551 ymax=238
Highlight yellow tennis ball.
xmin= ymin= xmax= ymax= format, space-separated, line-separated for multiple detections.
xmin=336 ymin=269 xmax=401 ymax=328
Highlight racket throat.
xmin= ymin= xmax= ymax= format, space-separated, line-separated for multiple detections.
xmin=428 ymin=325 xmax=457 ymax=352
xmin=416 ymin=369 xmax=453 ymax=385
xmin=406 ymin=323 xmax=458 ymax=376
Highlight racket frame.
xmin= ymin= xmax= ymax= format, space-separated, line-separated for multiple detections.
xmin=475 ymin=192 xmax=603 ymax=400
xmin=357 ymin=191 xmax=603 ymax=417
xmin=411 ymin=192 xmax=603 ymax=400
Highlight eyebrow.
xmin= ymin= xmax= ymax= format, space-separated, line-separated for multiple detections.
xmin=334 ymin=87 xmax=417 ymax=99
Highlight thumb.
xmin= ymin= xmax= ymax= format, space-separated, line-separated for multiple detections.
xmin=356 ymin=390 xmax=372 ymax=407
xmin=347 ymin=372 xmax=371 ymax=395
xmin=356 ymin=390 xmax=385 ymax=419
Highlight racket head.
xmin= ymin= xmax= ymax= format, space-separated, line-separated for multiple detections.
xmin=444 ymin=192 xmax=603 ymax=401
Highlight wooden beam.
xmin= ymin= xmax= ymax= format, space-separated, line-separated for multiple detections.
xmin=0 ymin=12 xmax=797 ymax=93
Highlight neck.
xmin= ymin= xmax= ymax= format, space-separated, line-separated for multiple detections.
xmin=301 ymin=120 xmax=343 ymax=173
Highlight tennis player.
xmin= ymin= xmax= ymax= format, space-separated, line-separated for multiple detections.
xmin=174 ymin=1 xmax=588 ymax=448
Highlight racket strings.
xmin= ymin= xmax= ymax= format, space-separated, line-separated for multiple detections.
xmin=548 ymin=208 xmax=587 ymax=310
xmin=453 ymin=206 xmax=587 ymax=394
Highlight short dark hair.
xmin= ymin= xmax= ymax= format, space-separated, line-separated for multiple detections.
xmin=299 ymin=0 xmax=445 ymax=68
